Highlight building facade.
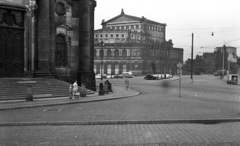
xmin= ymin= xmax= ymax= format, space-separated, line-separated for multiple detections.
xmin=0 ymin=0 xmax=97 ymax=90
xmin=94 ymin=9 xmax=183 ymax=76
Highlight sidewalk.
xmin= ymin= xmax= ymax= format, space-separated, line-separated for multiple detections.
xmin=0 ymin=86 xmax=140 ymax=111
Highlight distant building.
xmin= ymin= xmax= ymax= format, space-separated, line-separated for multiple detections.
xmin=214 ymin=46 xmax=237 ymax=54
xmin=94 ymin=9 xmax=183 ymax=76
xmin=202 ymin=46 xmax=238 ymax=74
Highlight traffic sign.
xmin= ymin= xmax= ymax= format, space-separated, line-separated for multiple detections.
xmin=177 ymin=62 xmax=183 ymax=69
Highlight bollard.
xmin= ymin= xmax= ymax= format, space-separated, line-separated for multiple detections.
xmin=99 ymin=82 xmax=104 ymax=95
xmin=104 ymin=80 xmax=109 ymax=93
xmin=26 ymin=84 xmax=33 ymax=101
xmin=80 ymin=83 xmax=86 ymax=97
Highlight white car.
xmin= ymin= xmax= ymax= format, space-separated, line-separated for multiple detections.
xmin=95 ymin=74 xmax=106 ymax=79
xmin=106 ymin=75 xmax=114 ymax=79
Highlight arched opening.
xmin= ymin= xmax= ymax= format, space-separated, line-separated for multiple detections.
xmin=122 ymin=49 xmax=127 ymax=57
xmin=123 ymin=64 xmax=127 ymax=72
xmin=55 ymin=34 xmax=67 ymax=67
xmin=107 ymin=64 xmax=111 ymax=74
xmin=115 ymin=64 xmax=119 ymax=74
xmin=114 ymin=49 xmax=119 ymax=57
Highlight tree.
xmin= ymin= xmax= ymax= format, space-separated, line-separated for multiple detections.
xmin=182 ymin=58 xmax=191 ymax=74
xmin=194 ymin=55 xmax=206 ymax=75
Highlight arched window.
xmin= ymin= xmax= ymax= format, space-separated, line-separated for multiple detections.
xmin=115 ymin=64 xmax=119 ymax=74
xmin=122 ymin=49 xmax=127 ymax=57
xmin=123 ymin=64 xmax=127 ymax=72
xmin=55 ymin=34 xmax=67 ymax=67
xmin=114 ymin=49 xmax=119 ymax=57
xmin=107 ymin=64 xmax=111 ymax=74
xmin=107 ymin=49 xmax=111 ymax=57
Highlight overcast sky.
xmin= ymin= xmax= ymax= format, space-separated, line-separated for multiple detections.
xmin=94 ymin=0 xmax=240 ymax=61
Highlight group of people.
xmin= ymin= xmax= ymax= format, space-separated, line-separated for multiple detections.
xmin=69 ymin=77 xmax=130 ymax=99
xmin=69 ymin=81 xmax=87 ymax=99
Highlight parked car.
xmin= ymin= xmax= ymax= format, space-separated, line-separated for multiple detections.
xmin=95 ymin=74 xmax=107 ymax=79
xmin=106 ymin=75 xmax=114 ymax=79
xmin=214 ymin=70 xmax=227 ymax=76
xmin=113 ymin=74 xmax=123 ymax=79
xmin=144 ymin=74 xmax=159 ymax=80
xmin=165 ymin=74 xmax=173 ymax=78
xmin=122 ymin=72 xmax=134 ymax=78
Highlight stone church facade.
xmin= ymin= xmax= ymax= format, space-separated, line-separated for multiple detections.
xmin=0 ymin=0 xmax=97 ymax=91
xmin=94 ymin=10 xmax=184 ymax=76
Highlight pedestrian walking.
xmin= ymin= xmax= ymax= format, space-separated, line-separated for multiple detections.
xmin=125 ymin=77 xmax=129 ymax=91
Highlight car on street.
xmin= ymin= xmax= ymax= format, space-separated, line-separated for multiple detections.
xmin=95 ymin=74 xmax=107 ymax=79
xmin=113 ymin=74 xmax=123 ymax=79
xmin=214 ymin=70 xmax=227 ymax=76
xmin=144 ymin=74 xmax=159 ymax=80
xmin=106 ymin=75 xmax=114 ymax=79
xmin=122 ymin=72 xmax=134 ymax=78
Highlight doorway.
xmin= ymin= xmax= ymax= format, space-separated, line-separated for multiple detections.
xmin=0 ymin=28 xmax=24 ymax=77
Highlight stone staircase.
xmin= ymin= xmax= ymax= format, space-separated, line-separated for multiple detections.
xmin=0 ymin=78 xmax=72 ymax=100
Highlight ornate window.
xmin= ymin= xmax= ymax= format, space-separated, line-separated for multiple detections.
xmin=114 ymin=49 xmax=119 ymax=57
xmin=55 ymin=34 xmax=67 ymax=67
xmin=122 ymin=49 xmax=127 ymax=57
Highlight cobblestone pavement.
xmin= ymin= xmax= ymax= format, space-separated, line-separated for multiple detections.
xmin=1 ymin=122 xmax=240 ymax=146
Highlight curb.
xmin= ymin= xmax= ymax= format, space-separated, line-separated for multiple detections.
xmin=1 ymin=118 xmax=240 ymax=126
xmin=0 ymin=89 xmax=141 ymax=111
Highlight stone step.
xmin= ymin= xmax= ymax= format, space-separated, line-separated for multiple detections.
xmin=0 ymin=78 xmax=71 ymax=100
xmin=0 ymin=78 xmax=94 ymax=100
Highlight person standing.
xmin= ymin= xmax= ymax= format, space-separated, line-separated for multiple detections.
xmin=69 ymin=83 xmax=73 ymax=99
xmin=72 ymin=81 xmax=79 ymax=99
xmin=125 ymin=77 xmax=129 ymax=91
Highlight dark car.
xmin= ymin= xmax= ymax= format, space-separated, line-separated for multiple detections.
xmin=113 ymin=74 xmax=123 ymax=79
xmin=214 ymin=70 xmax=227 ymax=76
xmin=144 ymin=74 xmax=159 ymax=80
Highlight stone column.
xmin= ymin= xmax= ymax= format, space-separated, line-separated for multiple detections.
xmin=77 ymin=0 xmax=96 ymax=91
xmin=36 ymin=0 xmax=54 ymax=75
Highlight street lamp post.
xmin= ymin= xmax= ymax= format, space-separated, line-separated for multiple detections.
xmin=222 ymin=44 xmax=226 ymax=78
xmin=191 ymin=33 xmax=194 ymax=83
xmin=100 ymin=41 xmax=105 ymax=80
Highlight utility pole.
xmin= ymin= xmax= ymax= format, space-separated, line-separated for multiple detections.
xmin=222 ymin=44 xmax=226 ymax=78
xmin=191 ymin=33 xmax=194 ymax=83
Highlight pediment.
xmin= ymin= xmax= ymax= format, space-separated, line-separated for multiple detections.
xmin=107 ymin=15 xmax=140 ymax=24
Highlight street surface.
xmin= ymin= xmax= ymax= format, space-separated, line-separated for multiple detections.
xmin=1 ymin=75 xmax=240 ymax=122
xmin=1 ymin=75 xmax=240 ymax=145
